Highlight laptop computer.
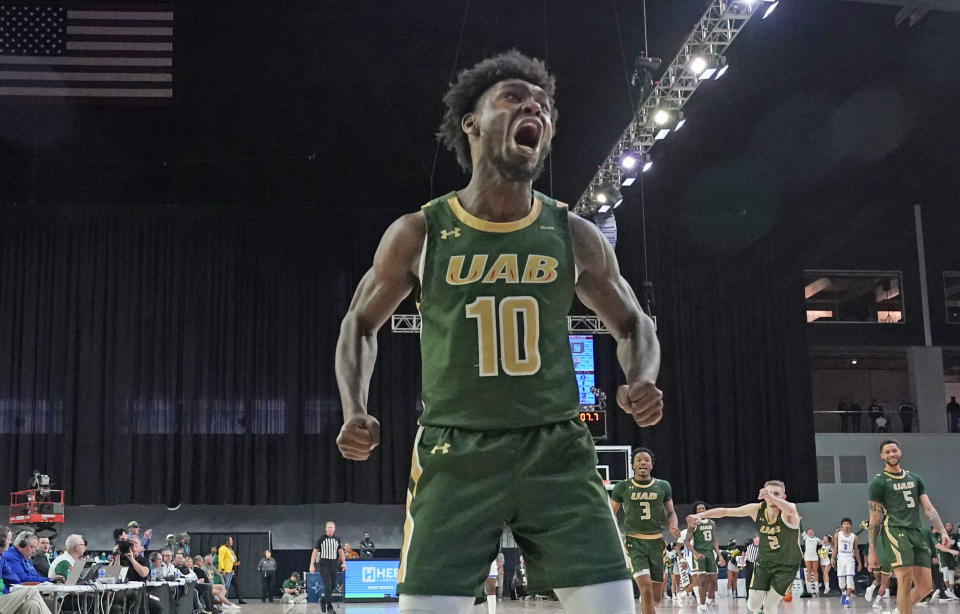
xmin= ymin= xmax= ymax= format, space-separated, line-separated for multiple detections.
xmin=65 ymin=560 xmax=100 ymax=585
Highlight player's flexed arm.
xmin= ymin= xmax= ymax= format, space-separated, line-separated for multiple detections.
xmin=335 ymin=213 xmax=426 ymax=460
xmin=569 ymin=214 xmax=662 ymax=427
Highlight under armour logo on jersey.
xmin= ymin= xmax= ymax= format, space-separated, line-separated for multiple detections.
xmin=430 ymin=443 xmax=451 ymax=455
xmin=440 ymin=228 xmax=461 ymax=240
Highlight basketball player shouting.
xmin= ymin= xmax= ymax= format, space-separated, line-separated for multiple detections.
xmin=335 ymin=51 xmax=662 ymax=614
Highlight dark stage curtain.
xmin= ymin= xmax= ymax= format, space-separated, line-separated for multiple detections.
xmin=0 ymin=204 xmax=422 ymax=506
xmin=600 ymin=199 xmax=817 ymax=505
xmin=0 ymin=201 xmax=814 ymax=507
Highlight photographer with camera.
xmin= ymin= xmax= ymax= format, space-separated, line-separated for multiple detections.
xmin=117 ymin=536 xmax=149 ymax=581
xmin=280 ymin=573 xmax=306 ymax=604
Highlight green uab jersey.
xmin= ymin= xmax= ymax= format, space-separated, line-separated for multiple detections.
xmin=754 ymin=501 xmax=802 ymax=567
xmin=868 ymin=469 xmax=926 ymax=530
xmin=611 ymin=478 xmax=673 ymax=535
xmin=418 ymin=191 xmax=578 ymax=429
xmin=692 ymin=519 xmax=717 ymax=553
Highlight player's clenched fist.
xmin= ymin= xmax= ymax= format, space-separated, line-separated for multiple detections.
xmin=617 ymin=380 xmax=663 ymax=427
xmin=337 ymin=414 xmax=381 ymax=460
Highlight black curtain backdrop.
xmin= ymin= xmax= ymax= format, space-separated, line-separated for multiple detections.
xmin=0 ymin=202 xmax=815 ymax=506
xmin=191 ymin=532 xmax=269 ymax=600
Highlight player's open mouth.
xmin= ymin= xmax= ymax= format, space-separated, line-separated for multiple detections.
xmin=513 ymin=119 xmax=541 ymax=155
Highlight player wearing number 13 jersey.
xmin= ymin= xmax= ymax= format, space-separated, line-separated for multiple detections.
xmin=334 ymin=52 xmax=662 ymax=614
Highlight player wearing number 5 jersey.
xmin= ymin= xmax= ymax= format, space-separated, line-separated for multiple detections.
xmin=867 ymin=439 xmax=950 ymax=614
xmin=687 ymin=480 xmax=801 ymax=614
xmin=334 ymin=51 xmax=662 ymax=614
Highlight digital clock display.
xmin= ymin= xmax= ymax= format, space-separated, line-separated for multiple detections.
xmin=578 ymin=408 xmax=607 ymax=439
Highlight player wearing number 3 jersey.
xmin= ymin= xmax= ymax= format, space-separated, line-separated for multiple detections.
xmin=687 ymin=480 xmax=802 ymax=614
xmin=334 ymin=51 xmax=662 ymax=614
xmin=610 ymin=448 xmax=680 ymax=614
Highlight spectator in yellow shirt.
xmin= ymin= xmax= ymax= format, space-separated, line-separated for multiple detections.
xmin=217 ymin=536 xmax=246 ymax=604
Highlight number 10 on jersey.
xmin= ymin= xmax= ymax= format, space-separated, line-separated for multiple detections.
xmin=465 ymin=296 xmax=541 ymax=377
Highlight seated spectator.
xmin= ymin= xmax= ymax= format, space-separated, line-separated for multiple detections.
xmin=49 ymin=535 xmax=85 ymax=579
xmin=359 ymin=533 xmax=375 ymax=560
xmin=2 ymin=531 xmax=60 ymax=592
xmin=29 ymin=538 xmax=51 ymax=578
xmin=158 ymin=549 xmax=177 ymax=578
xmin=175 ymin=533 xmax=191 ymax=559
xmin=148 ymin=552 xmax=163 ymax=577
xmin=163 ymin=534 xmax=177 ymax=555
xmin=280 ymin=573 xmax=306 ymax=604
xmin=0 ymin=526 xmax=51 ymax=614
xmin=179 ymin=554 xmax=211 ymax=613
xmin=342 ymin=543 xmax=360 ymax=561
xmin=201 ymin=556 xmax=238 ymax=610
xmin=127 ymin=522 xmax=152 ymax=551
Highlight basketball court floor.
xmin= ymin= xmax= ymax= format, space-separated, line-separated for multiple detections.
xmin=249 ymin=595 xmax=960 ymax=613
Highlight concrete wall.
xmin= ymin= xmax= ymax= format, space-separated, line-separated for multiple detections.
xmin=40 ymin=434 xmax=960 ymax=552
xmin=52 ymin=503 xmax=405 ymax=551
xmin=797 ymin=433 xmax=960 ymax=536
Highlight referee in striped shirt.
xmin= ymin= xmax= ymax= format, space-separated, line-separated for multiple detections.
xmin=745 ymin=536 xmax=760 ymax=586
xmin=310 ymin=521 xmax=345 ymax=612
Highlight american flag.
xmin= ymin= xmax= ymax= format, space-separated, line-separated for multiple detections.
xmin=0 ymin=3 xmax=172 ymax=100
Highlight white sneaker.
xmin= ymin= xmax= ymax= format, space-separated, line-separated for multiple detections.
xmin=872 ymin=597 xmax=883 ymax=610
xmin=865 ymin=585 xmax=877 ymax=602
xmin=698 ymin=605 xmax=709 ymax=612
xmin=824 ymin=588 xmax=831 ymax=595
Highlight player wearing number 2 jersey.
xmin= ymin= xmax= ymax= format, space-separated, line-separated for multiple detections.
xmin=334 ymin=51 xmax=662 ymax=614
xmin=867 ymin=439 xmax=950 ymax=614
xmin=688 ymin=480 xmax=801 ymax=614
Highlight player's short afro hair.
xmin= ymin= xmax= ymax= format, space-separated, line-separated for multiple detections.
xmin=438 ymin=49 xmax=557 ymax=173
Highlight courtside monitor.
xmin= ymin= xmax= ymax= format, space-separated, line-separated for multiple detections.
xmin=344 ymin=560 xmax=399 ymax=602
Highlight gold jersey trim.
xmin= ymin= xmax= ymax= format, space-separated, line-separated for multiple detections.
xmin=446 ymin=195 xmax=542 ymax=233
xmin=627 ymin=532 xmax=663 ymax=540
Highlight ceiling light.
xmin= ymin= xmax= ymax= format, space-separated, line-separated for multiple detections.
xmin=595 ymin=192 xmax=608 ymax=204
xmin=700 ymin=67 xmax=717 ymax=80
xmin=620 ymin=153 xmax=638 ymax=170
xmin=688 ymin=56 xmax=708 ymax=76
xmin=642 ymin=160 xmax=653 ymax=173
xmin=655 ymin=128 xmax=671 ymax=140
xmin=621 ymin=177 xmax=636 ymax=187
xmin=674 ymin=118 xmax=686 ymax=131
xmin=597 ymin=204 xmax=612 ymax=214
xmin=653 ymin=108 xmax=671 ymax=126
xmin=763 ymin=1 xmax=779 ymax=19
xmin=715 ymin=64 xmax=730 ymax=79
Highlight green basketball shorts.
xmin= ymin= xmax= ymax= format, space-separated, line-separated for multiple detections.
xmin=624 ymin=537 xmax=666 ymax=582
xmin=749 ymin=561 xmax=797 ymax=595
xmin=691 ymin=551 xmax=718 ymax=575
xmin=396 ymin=419 xmax=632 ymax=596
xmin=878 ymin=526 xmax=931 ymax=569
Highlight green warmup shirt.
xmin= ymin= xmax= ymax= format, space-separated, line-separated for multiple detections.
xmin=282 ymin=579 xmax=297 ymax=591
xmin=418 ymin=191 xmax=579 ymax=429
xmin=868 ymin=469 xmax=926 ymax=530
xmin=610 ymin=478 xmax=673 ymax=536
xmin=692 ymin=519 xmax=717 ymax=554
xmin=754 ymin=501 xmax=802 ymax=567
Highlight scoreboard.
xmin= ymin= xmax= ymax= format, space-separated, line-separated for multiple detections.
xmin=568 ymin=335 xmax=595 ymax=404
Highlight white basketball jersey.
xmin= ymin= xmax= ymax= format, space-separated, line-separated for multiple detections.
xmin=836 ymin=532 xmax=856 ymax=558
xmin=489 ymin=561 xmax=499 ymax=577
xmin=803 ymin=535 xmax=820 ymax=557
